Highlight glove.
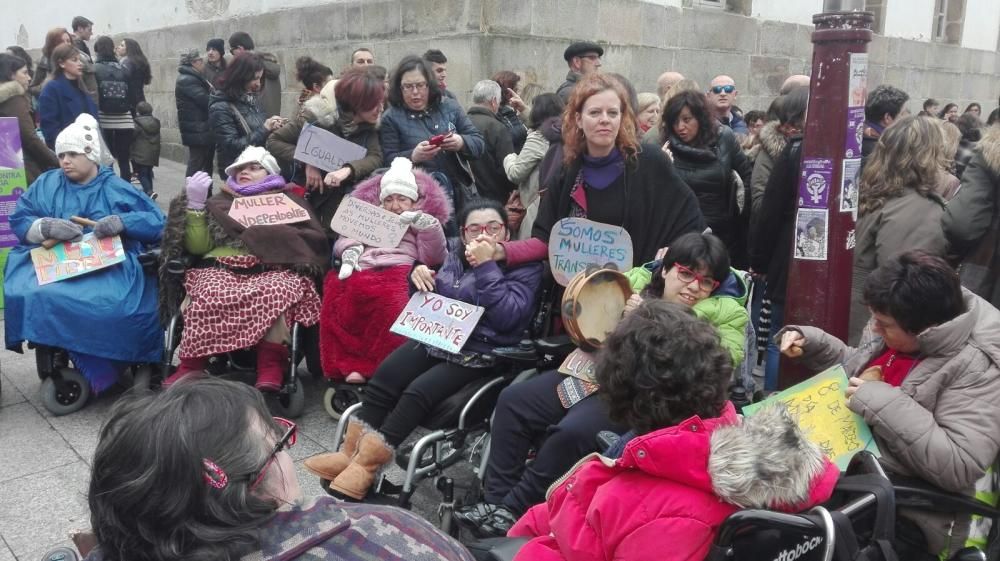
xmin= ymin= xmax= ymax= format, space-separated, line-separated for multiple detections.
xmin=398 ymin=210 xmax=423 ymax=224
xmin=35 ymin=218 xmax=83 ymax=243
xmin=338 ymin=245 xmax=363 ymax=280
xmin=186 ymin=171 xmax=213 ymax=210
xmin=93 ymin=215 xmax=124 ymax=239
xmin=399 ymin=210 xmax=439 ymax=230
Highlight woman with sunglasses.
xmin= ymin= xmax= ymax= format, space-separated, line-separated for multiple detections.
xmin=305 ymin=198 xmax=543 ymax=500
xmin=624 ymin=232 xmax=750 ymax=365
xmin=657 ymin=89 xmax=753 ymax=268
xmin=83 ymin=375 xmax=473 ymax=561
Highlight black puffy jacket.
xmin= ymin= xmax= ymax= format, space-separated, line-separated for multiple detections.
xmin=750 ymin=136 xmax=803 ymax=301
xmin=174 ymin=65 xmax=214 ymax=147
xmin=668 ymin=125 xmax=751 ymax=225
xmin=208 ymin=91 xmax=269 ymax=177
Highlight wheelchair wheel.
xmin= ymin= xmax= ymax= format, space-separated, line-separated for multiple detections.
xmin=40 ymin=368 xmax=91 ymax=416
xmin=271 ymin=379 xmax=305 ymax=418
xmin=323 ymin=386 xmax=362 ymax=420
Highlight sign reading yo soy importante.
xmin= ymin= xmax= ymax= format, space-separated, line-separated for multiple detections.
xmin=390 ymin=292 xmax=485 ymax=354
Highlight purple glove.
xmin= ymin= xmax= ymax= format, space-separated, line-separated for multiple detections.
xmin=186 ymin=171 xmax=213 ymax=210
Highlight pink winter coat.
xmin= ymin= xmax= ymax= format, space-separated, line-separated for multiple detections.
xmin=509 ymin=402 xmax=840 ymax=561
xmin=333 ymin=169 xmax=452 ymax=270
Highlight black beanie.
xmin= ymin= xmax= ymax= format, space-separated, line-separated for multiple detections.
xmin=206 ymin=38 xmax=225 ymax=54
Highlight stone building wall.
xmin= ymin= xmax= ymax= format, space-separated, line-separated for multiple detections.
xmin=70 ymin=0 xmax=996 ymax=162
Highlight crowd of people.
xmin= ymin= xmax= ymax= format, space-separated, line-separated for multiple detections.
xmin=3 ymin=17 xmax=1000 ymax=561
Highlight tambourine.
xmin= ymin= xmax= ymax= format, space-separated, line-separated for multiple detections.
xmin=561 ymin=267 xmax=632 ymax=352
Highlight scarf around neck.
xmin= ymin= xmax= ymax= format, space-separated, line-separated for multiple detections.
xmin=581 ymin=147 xmax=624 ymax=190
xmin=226 ymin=173 xmax=287 ymax=196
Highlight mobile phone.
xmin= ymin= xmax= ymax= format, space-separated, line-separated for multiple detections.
xmin=428 ymin=132 xmax=453 ymax=146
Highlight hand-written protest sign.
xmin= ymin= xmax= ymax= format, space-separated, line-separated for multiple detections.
xmin=743 ymin=365 xmax=880 ymax=470
xmin=330 ymin=196 xmax=408 ymax=248
xmin=294 ymin=122 xmax=368 ymax=172
xmin=390 ymin=292 xmax=485 ymax=354
xmin=30 ymin=233 xmax=126 ymax=285
xmin=558 ymin=349 xmax=597 ymax=383
xmin=229 ymin=193 xmax=310 ymax=228
xmin=0 ymin=117 xmax=28 ymax=307
xmin=548 ymin=218 xmax=633 ymax=286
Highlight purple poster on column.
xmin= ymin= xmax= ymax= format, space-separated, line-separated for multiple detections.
xmin=845 ymin=107 xmax=865 ymax=159
xmin=798 ymin=158 xmax=833 ymax=209
xmin=0 ymin=117 xmax=28 ymax=308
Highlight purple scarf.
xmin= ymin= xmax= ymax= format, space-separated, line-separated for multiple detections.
xmin=581 ymin=147 xmax=624 ymax=190
xmin=226 ymin=173 xmax=287 ymax=196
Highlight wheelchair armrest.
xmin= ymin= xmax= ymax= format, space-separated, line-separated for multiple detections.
xmin=596 ymin=430 xmax=620 ymax=452
xmin=846 ymin=450 xmax=886 ymax=477
xmin=892 ymin=475 xmax=1000 ymax=518
xmin=465 ymin=537 xmax=530 ymax=561
xmin=533 ymin=334 xmax=573 ymax=354
xmin=493 ymin=340 xmax=539 ymax=363
xmin=137 ymin=248 xmax=161 ymax=273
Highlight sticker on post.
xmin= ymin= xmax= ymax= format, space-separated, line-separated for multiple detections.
xmin=294 ymin=122 xmax=368 ymax=172
xmin=844 ymin=107 xmax=865 ymax=159
xmin=330 ymin=196 xmax=409 ymax=249
xmin=848 ymin=53 xmax=868 ymax=109
xmin=228 ymin=193 xmax=310 ymax=227
xmin=390 ymin=292 xmax=485 ymax=354
xmin=794 ymin=208 xmax=828 ymax=261
xmin=548 ymin=217 xmax=633 ymax=286
xmin=840 ymin=158 xmax=861 ymax=214
xmin=31 ymin=233 xmax=126 ymax=285
xmin=797 ymin=158 xmax=833 ymax=209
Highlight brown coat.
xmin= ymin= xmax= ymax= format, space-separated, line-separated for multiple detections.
xmin=0 ymin=81 xmax=58 ymax=184
xmin=783 ymin=289 xmax=1000 ymax=556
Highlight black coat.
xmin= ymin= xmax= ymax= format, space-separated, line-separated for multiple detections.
xmin=208 ymin=91 xmax=269 ymax=177
xmin=497 ymin=104 xmax=528 ymax=153
xmin=668 ymin=126 xmax=752 ymax=226
xmin=750 ymin=136 xmax=803 ymax=302
xmin=175 ymin=65 xmax=214 ymax=147
xmin=467 ymin=105 xmax=516 ymax=204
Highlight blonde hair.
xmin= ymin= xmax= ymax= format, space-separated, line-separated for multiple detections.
xmin=562 ymin=73 xmax=639 ymax=165
xmin=859 ymin=116 xmax=947 ymax=216
xmin=636 ymin=92 xmax=659 ymax=114
xmin=938 ymin=120 xmax=961 ymax=171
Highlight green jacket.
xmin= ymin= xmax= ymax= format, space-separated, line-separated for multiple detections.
xmin=626 ymin=261 xmax=750 ymax=366
xmin=184 ymin=210 xmax=246 ymax=258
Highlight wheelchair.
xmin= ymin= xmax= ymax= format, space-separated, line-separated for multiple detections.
xmin=160 ymin=255 xmax=313 ymax=418
xmin=28 ymin=249 xmax=162 ymax=416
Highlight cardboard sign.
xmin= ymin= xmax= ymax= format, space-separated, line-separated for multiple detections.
xmin=0 ymin=117 xmax=27 ymax=307
xmin=743 ymin=365 xmax=880 ymax=470
xmin=329 ymin=196 xmax=408 ymax=248
xmin=294 ymin=122 xmax=368 ymax=171
xmin=390 ymin=292 xmax=485 ymax=354
xmin=548 ymin=218 xmax=633 ymax=286
xmin=31 ymin=233 xmax=126 ymax=285
xmin=558 ymin=348 xmax=598 ymax=383
xmin=228 ymin=193 xmax=310 ymax=228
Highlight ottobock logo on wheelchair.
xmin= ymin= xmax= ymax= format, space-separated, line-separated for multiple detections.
xmin=772 ymin=536 xmax=823 ymax=561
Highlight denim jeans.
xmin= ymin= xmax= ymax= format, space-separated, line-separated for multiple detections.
xmin=134 ymin=164 xmax=154 ymax=195
xmin=764 ymin=299 xmax=785 ymax=391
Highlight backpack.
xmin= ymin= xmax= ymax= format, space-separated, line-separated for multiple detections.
xmin=97 ymin=61 xmax=131 ymax=114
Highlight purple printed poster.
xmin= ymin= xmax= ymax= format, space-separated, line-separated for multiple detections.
xmin=0 ymin=117 xmax=28 ymax=308
xmin=845 ymin=107 xmax=865 ymax=159
xmin=797 ymin=158 xmax=833 ymax=209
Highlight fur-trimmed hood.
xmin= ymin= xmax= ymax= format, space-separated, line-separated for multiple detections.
xmin=346 ymin=167 xmax=453 ymax=224
xmin=302 ymin=93 xmax=338 ymax=129
xmin=758 ymin=120 xmax=788 ymax=160
xmin=0 ymin=80 xmax=25 ymax=106
xmin=978 ymin=123 xmax=1000 ymax=175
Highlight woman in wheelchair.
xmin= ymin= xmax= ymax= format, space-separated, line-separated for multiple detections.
xmin=160 ymin=146 xmax=328 ymax=391
xmin=319 ymin=156 xmax=450 ymax=384
xmin=4 ymin=114 xmax=165 ymax=392
xmin=624 ymin=231 xmax=750 ymax=365
xmin=83 ymin=375 xmax=473 ymax=561
xmin=304 ymin=198 xmax=543 ymax=500
xmin=456 ymin=232 xmax=750 ymax=537
xmin=508 ymin=300 xmax=838 ymax=561
xmin=779 ymin=250 xmax=1000 ymax=559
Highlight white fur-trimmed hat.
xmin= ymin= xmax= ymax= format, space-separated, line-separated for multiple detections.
xmin=55 ymin=114 xmax=108 ymax=165
xmin=224 ymin=146 xmax=281 ymax=177
xmin=379 ymin=157 xmax=419 ymax=202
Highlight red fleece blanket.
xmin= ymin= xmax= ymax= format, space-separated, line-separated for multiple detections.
xmin=319 ymin=265 xmax=411 ymax=380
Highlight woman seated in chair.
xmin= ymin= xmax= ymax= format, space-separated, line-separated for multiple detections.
xmin=83 ymin=375 xmax=473 ymax=561
xmin=304 ymin=198 xmax=543 ymax=500
xmin=319 ymin=157 xmax=450 ymax=384
xmin=456 ymin=232 xmax=749 ymax=537
xmin=778 ymin=250 xmax=1000 ymax=560
xmin=509 ymin=300 xmax=838 ymax=561
xmin=4 ymin=114 xmax=165 ymax=393
xmin=160 ymin=146 xmax=328 ymax=391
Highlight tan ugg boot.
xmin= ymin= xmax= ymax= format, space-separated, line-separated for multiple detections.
xmin=303 ymin=420 xmax=365 ymax=481
xmin=330 ymin=431 xmax=393 ymax=500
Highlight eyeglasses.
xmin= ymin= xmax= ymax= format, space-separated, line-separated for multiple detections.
xmin=248 ymin=417 xmax=297 ymax=490
xmin=710 ymin=85 xmax=736 ymax=95
xmin=401 ymin=82 xmax=428 ymax=92
xmin=673 ymin=262 xmax=720 ymax=292
xmin=463 ymin=221 xmax=505 ymax=236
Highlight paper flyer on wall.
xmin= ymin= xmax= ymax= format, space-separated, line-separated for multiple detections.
xmin=794 ymin=208 xmax=828 ymax=261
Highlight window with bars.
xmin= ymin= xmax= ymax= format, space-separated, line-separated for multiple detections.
xmin=932 ymin=0 xmax=966 ymax=43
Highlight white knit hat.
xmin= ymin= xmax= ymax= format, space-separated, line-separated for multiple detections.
xmin=224 ymin=146 xmax=281 ymax=177
xmin=55 ymin=114 xmax=109 ymax=166
xmin=379 ymin=157 xmax=419 ymax=202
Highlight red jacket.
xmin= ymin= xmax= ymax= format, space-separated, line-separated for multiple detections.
xmin=509 ymin=402 xmax=840 ymax=561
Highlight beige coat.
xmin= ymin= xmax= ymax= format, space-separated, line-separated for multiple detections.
xmin=503 ymin=128 xmax=550 ymax=240
xmin=784 ymin=289 xmax=1000 ymax=555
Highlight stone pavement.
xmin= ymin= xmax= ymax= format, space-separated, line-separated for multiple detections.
xmin=0 ymin=158 xmax=473 ymax=561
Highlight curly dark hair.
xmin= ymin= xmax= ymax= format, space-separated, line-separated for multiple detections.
xmin=596 ymin=300 xmax=732 ymax=434
xmin=660 ymin=89 xmax=719 ymax=148
xmin=294 ymin=56 xmax=332 ymax=90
